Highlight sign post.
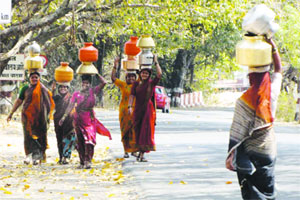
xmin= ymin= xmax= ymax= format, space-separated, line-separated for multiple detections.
xmin=0 ymin=54 xmax=25 ymax=81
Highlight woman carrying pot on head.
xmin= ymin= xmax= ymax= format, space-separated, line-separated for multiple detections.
xmin=111 ymin=57 xmax=138 ymax=158
xmin=59 ymin=74 xmax=111 ymax=169
xmin=128 ymin=55 xmax=162 ymax=162
xmin=226 ymin=36 xmax=282 ymax=200
xmin=7 ymin=71 xmax=55 ymax=165
xmin=52 ymin=81 xmax=76 ymax=165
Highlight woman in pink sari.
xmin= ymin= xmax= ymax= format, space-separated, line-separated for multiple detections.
xmin=128 ymin=55 xmax=162 ymax=162
xmin=60 ymin=74 xmax=111 ymax=169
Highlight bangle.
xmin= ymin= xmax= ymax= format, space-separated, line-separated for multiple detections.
xmin=272 ymin=48 xmax=277 ymax=53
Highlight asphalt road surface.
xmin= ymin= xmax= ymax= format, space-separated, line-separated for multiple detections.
xmin=99 ymin=108 xmax=300 ymax=200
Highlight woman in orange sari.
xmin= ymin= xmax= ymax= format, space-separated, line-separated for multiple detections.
xmin=128 ymin=55 xmax=162 ymax=162
xmin=111 ymin=58 xmax=138 ymax=158
xmin=7 ymin=71 xmax=55 ymax=165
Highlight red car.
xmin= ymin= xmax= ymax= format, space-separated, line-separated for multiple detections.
xmin=155 ymin=86 xmax=170 ymax=113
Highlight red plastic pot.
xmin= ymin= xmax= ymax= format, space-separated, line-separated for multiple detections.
xmin=124 ymin=36 xmax=141 ymax=56
xmin=79 ymin=42 xmax=98 ymax=62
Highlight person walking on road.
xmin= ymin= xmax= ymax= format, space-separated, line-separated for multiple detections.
xmin=7 ymin=71 xmax=55 ymax=165
xmin=59 ymin=74 xmax=111 ymax=169
xmin=52 ymin=82 xmax=76 ymax=165
xmin=128 ymin=55 xmax=162 ymax=162
xmin=226 ymin=37 xmax=282 ymax=200
xmin=111 ymin=58 xmax=138 ymax=158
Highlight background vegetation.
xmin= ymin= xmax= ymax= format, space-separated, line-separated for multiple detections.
xmin=0 ymin=0 xmax=300 ymax=120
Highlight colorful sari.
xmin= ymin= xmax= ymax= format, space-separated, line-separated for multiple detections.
xmin=71 ymin=85 xmax=111 ymax=165
xmin=226 ymin=72 xmax=277 ymax=200
xmin=21 ymin=80 xmax=55 ymax=161
xmin=131 ymin=77 xmax=160 ymax=152
xmin=114 ymin=79 xmax=137 ymax=152
xmin=53 ymin=92 xmax=76 ymax=161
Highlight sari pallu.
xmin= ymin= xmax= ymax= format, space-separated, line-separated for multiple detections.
xmin=53 ymin=93 xmax=75 ymax=159
xmin=131 ymin=77 xmax=159 ymax=152
xmin=71 ymin=86 xmax=111 ymax=164
xmin=22 ymin=81 xmax=55 ymax=161
xmin=226 ymin=72 xmax=277 ymax=200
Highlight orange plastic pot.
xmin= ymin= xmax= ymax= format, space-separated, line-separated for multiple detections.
xmin=79 ymin=42 xmax=98 ymax=62
xmin=55 ymin=62 xmax=74 ymax=83
xmin=124 ymin=36 xmax=141 ymax=56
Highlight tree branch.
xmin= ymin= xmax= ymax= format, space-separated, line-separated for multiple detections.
xmin=123 ymin=4 xmax=160 ymax=9
xmin=0 ymin=0 xmax=80 ymax=38
xmin=0 ymin=31 xmax=33 ymax=74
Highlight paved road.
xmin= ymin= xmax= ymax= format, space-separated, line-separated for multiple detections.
xmin=99 ymin=108 xmax=300 ymax=200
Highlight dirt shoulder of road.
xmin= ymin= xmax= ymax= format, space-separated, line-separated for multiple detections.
xmin=0 ymin=114 xmax=138 ymax=200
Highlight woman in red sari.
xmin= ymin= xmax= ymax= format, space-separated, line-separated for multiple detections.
xmin=128 ymin=55 xmax=162 ymax=162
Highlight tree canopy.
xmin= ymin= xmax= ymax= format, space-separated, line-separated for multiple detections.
xmin=1 ymin=0 xmax=300 ymax=97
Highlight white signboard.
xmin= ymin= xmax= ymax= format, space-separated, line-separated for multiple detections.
xmin=0 ymin=0 xmax=12 ymax=24
xmin=0 ymin=54 xmax=25 ymax=80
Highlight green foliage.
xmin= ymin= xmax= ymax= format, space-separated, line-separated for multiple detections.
xmin=2 ymin=0 xmax=300 ymax=109
xmin=276 ymin=90 xmax=296 ymax=122
xmin=277 ymin=4 xmax=300 ymax=69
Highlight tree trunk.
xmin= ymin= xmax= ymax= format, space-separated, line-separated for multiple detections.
xmin=170 ymin=49 xmax=195 ymax=107
xmin=95 ymin=37 xmax=105 ymax=107
xmin=295 ymin=74 xmax=300 ymax=122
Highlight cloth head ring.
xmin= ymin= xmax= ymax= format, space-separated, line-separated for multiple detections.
xmin=57 ymin=82 xmax=71 ymax=87
xmin=248 ymin=65 xmax=270 ymax=73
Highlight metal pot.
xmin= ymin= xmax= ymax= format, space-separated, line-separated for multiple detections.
xmin=138 ymin=48 xmax=154 ymax=66
xmin=236 ymin=35 xmax=272 ymax=67
xmin=55 ymin=62 xmax=74 ymax=83
xmin=137 ymin=35 xmax=155 ymax=48
xmin=76 ymin=62 xmax=98 ymax=75
xmin=122 ymin=59 xmax=139 ymax=71
xmin=27 ymin=41 xmax=41 ymax=56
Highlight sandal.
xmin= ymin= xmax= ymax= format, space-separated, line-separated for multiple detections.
xmin=76 ymin=164 xmax=84 ymax=169
xmin=139 ymin=157 xmax=148 ymax=162
xmin=131 ymin=152 xmax=138 ymax=157
xmin=84 ymin=161 xmax=91 ymax=169
xmin=33 ymin=160 xmax=41 ymax=165
xmin=62 ymin=158 xmax=69 ymax=165
xmin=123 ymin=153 xmax=129 ymax=158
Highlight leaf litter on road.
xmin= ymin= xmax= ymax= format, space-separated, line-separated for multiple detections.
xmin=0 ymin=116 xmax=136 ymax=199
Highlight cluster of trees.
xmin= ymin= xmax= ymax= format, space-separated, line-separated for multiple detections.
xmin=0 ymin=0 xmax=299 ymax=106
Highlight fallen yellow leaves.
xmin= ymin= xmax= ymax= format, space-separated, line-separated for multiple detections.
xmin=22 ymin=184 xmax=30 ymax=191
xmin=180 ymin=181 xmax=187 ymax=185
xmin=226 ymin=181 xmax=232 ymax=184
xmin=0 ymin=187 xmax=12 ymax=194
xmin=0 ymin=175 xmax=12 ymax=180
xmin=107 ymin=193 xmax=116 ymax=198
